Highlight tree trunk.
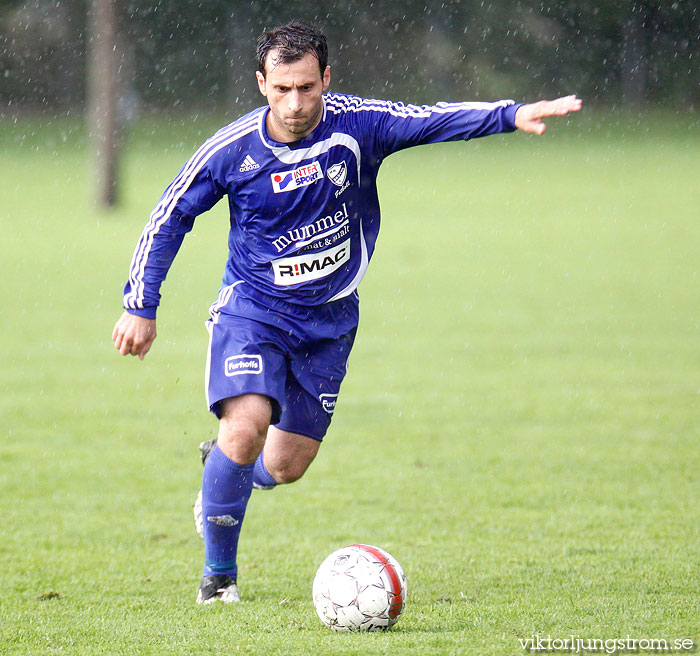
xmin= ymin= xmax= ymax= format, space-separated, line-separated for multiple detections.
xmin=87 ymin=0 xmax=119 ymax=207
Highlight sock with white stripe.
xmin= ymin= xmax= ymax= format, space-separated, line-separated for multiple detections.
xmin=202 ymin=445 xmax=254 ymax=578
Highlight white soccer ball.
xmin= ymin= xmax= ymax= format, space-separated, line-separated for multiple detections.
xmin=312 ymin=544 xmax=407 ymax=632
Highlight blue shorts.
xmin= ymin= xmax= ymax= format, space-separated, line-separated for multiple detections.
xmin=205 ymin=283 xmax=358 ymax=441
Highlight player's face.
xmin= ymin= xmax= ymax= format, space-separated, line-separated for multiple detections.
xmin=256 ymin=50 xmax=330 ymax=143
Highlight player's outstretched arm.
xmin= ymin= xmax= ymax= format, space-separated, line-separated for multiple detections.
xmin=514 ymin=95 xmax=582 ymax=135
xmin=112 ymin=311 xmax=157 ymax=360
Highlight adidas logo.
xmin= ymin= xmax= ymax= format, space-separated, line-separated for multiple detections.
xmin=239 ymin=154 xmax=260 ymax=172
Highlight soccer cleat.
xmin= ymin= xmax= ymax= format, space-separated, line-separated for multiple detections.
xmin=200 ymin=438 xmax=216 ymax=465
xmin=193 ymin=439 xmax=217 ymax=539
xmin=193 ymin=488 xmax=204 ymax=538
xmin=196 ymin=574 xmax=240 ymax=604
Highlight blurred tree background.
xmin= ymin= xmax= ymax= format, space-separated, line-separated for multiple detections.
xmin=1 ymin=0 xmax=698 ymax=117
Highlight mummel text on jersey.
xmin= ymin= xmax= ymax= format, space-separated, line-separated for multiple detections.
xmin=122 ymin=94 xmax=522 ymax=318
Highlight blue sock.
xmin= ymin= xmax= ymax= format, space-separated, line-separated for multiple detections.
xmin=253 ymin=450 xmax=277 ymax=489
xmin=201 ymin=445 xmax=254 ymax=579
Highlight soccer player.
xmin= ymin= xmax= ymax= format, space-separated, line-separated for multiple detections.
xmin=112 ymin=20 xmax=581 ymax=604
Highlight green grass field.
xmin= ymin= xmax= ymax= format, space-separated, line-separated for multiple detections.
xmin=1 ymin=109 xmax=698 ymax=655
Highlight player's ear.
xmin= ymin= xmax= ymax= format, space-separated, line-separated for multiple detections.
xmin=256 ymin=70 xmax=267 ymax=97
xmin=322 ymin=66 xmax=330 ymax=92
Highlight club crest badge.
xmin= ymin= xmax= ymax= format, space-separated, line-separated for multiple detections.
xmin=327 ymin=161 xmax=347 ymax=187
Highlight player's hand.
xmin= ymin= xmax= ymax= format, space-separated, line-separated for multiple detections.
xmin=514 ymin=95 xmax=582 ymax=135
xmin=112 ymin=311 xmax=157 ymax=360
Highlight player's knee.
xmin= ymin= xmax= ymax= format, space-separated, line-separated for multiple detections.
xmin=216 ymin=395 xmax=272 ymax=464
xmin=217 ymin=419 xmax=267 ymax=464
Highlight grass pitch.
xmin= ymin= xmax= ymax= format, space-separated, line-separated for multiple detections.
xmin=0 ymin=109 xmax=698 ymax=655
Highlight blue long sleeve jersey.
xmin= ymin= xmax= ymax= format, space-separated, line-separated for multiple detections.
xmin=123 ymin=94 xmax=522 ymax=319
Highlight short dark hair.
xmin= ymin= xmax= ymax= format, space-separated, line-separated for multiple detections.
xmin=256 ymin=20 xmax=328 ymax=78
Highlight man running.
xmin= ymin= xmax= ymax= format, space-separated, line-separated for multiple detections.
xmin=112 ymin=20 xmax=581 ymax=603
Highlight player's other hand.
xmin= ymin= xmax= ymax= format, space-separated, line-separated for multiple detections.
xmin=112 ymin=311 xmax=157 ymax=360
xmin=514 ymin=95 xmax=582 ymax=135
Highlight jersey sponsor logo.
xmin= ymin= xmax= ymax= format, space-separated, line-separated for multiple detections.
xmin=272 ymin=239 xmax=350 ymax=285
xmin=239 ymin=154 xmax=260 ymax=172
xmin=319 ymin=393 xmax=338 ymax=415
xmin=272 ymin=202 xmax=349 ymax=253
xmin=224 ymin=354 xmax=263 ymax=376
xmin=271 ymin=161 xmax=323 ymax=193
